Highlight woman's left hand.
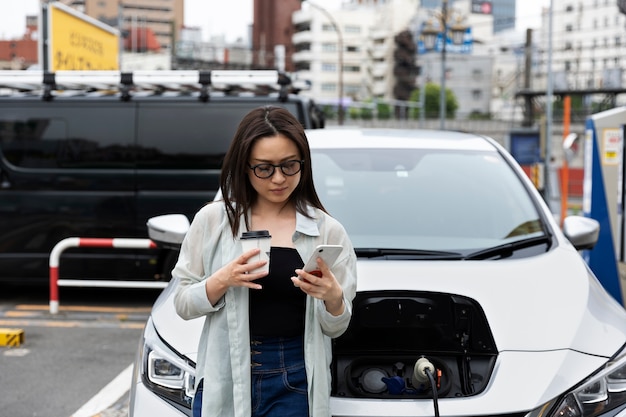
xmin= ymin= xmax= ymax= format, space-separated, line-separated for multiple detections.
xmin=292 ymin=258 xmax=344 ymax=316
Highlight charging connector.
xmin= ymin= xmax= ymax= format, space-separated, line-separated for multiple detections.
xmin=414 ymin=357 xmax=441 ymax=417
xmin=413 ymin=357 xmax=435 ymax=385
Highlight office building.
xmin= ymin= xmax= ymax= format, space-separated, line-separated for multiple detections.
xmin=58 ymin=0 xmax=184 ymax=51
xmin=252 ymin=0 xmax=301 ymax=71
xmin=421 ymin=0 xmax=514 ymax=33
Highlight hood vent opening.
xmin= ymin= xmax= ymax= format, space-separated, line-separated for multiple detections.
xmin=332 ymin=291 xmax=498 ymax=399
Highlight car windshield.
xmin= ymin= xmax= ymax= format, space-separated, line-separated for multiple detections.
xmin=311 ymin=148 xmax=545 ymax=255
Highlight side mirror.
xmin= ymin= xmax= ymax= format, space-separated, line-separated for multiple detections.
xmin=147 ymin=214 xmax=190 ymax=249
xmin=562 ymin=215 xmax=599 ymax=251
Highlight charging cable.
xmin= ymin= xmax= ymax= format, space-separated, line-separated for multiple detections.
xmin=425 ymin=368 xmax=440 ymax=417
xmin=413 ymin=357 xmax=440 ymax=417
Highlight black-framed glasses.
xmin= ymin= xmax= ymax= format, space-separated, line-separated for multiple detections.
xmin=248 ymin=160 xmax=304 ymax=179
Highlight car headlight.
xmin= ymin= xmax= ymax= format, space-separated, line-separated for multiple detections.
xmin=527 ymin=345 xmax=626 ymax=417
xmin=139 ymin=317 xmax=196 ymax=410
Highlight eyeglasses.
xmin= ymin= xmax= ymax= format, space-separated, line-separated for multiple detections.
xmin=248 ymin=160 xmax=304 ymax=179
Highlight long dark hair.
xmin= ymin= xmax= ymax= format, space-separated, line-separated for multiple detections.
xmin=220 ymin=105 xmax=326 ymax=237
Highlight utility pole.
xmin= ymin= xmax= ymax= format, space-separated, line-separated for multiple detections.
xmin=439 ymin=0 xmax=448 ymax=130
xmin=522 ymin=29 xmax=533 ymax=127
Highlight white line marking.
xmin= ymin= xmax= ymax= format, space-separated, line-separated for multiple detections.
xmin=70 ymin=363 xmax=133 ymax=417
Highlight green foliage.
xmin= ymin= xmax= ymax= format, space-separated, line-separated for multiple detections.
xmin=468 ymin=111 xmax=492 ymax=120
xmin=409 ymin=83 xmax=458 ymax=119
xmin=376 ymin=101 xmax=392 ymax=120
xmin=553 ymin=95 xmax=585 ymax=112
xmin=393 ymin=30 xmax=418 ymax=101
xmin=322 ymin=105 xmax=336 ymax=120
xmin=347 ymin=98 xmax=385 ymax=120
xmin=360 ymin=106 xmax=374 ymax=120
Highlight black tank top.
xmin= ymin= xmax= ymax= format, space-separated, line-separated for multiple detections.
xmin=249 ymin=247 xmax=306 ymax=337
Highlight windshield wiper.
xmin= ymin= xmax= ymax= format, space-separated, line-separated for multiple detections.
xmin=463 ymin=234 xmax=552 ymax=260
xmin=354 ymin=248 xmax=464 ymax=260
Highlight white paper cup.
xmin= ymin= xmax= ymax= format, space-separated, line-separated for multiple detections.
xmin=240 ymin=230 xmax=271 ymax=273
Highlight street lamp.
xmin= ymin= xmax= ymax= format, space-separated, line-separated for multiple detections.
xmin=301 ymin=0 xmax=344 ymax=125
xmin=419 ymin=0 xmax=466 ymax=129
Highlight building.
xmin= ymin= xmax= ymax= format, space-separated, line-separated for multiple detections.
xmin=58 ymin=0 xmax=184 ymax=52
xmin=0 ymin=0 xmax=251 ymax=72
xmin=483 ymin=28 xmax=527 ymax=121
xmin=491 ymin=0 xmax=515 ymax=33
xmin=0 ymin=0 xmax=182 ymax=70
xmin=293 ymin=0 xmax=420 ymax=105
xmin=289 ymin=0 xmax=497 ymax=118
xmin=175 ymin=29 xmax=252 ymax=70
xmin=421 ymin=0 xmax=515 ymax=33
xmin=420 ymin=53 xmax=494 ymax=118
xmin=535 ymin=0 xmax=626 ymax=97
xmin=0 ymin=15 xmax=38 ymax=69
xmin=252 ymin=0 xmax=301 ymax=71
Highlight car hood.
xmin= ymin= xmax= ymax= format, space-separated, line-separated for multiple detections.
xmin=354 ymin=245 xmax=626 ymax=356
xmin=150 ymin=244 xmax=626 ymax=367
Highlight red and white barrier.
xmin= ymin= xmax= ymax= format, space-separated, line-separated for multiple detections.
xmin=49 ymin=237 xmax=168 ymax=314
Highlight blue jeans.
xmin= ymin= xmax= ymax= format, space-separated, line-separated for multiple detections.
xmin=192 ymin=379 xmax=203 ymax=417
xmin=251 ymin=335 xmax=308 ymax=417
xmin=191 ymin=335 xmax=308 ymax=417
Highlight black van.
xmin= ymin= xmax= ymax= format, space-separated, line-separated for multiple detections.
xmin=0 ymin=70 xmax=324 ymax=283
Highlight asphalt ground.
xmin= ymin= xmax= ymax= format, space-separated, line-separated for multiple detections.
xmin=0 ymin=285 xmax=158 ymax=417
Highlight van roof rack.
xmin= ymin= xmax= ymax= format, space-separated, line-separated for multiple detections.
xmin=0 ymin=70 xmax=301 ymax=102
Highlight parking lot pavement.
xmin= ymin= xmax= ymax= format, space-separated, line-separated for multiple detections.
xmin=99 ymin=396 xmax=130 ymax=417
xmin=0 ymin=303 xmax=149 ymax=417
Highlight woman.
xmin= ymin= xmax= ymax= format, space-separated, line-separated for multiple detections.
xmin=173 ymin=105 xmax=357 ymax=417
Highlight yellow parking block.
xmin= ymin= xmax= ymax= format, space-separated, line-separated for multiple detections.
xmin=0 ymin=328 xmax=25 ymax=347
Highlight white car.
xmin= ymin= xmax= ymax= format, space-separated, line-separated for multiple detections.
xmin=129 ymin=128 xmax=626 ymax=417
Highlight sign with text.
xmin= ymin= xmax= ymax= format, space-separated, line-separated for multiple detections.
xmin=471 ymin=1 xmax=492 ymax=14
xmin=417 ymin=27 xmax=473 ymax=55
xmin=46 ymin=2 xmax=119 ymax=71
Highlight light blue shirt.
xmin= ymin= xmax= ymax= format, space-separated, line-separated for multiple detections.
xmin=173 ymin=201 xmax=357 ymax=417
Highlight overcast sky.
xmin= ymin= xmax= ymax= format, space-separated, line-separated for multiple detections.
xmin=0 ymin=0 xmax=548 ymax=42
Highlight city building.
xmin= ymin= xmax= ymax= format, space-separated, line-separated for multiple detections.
xmin=175 ymin=29 xmax=252 ymax=70
xmin=293 ymin=0 xmax=420 ymax=105
xmin=0 ymin=16 xmax=38 ymax=69
xmin=58 ymin=0 xmax=184 ymax=52
xmin=414 ymin=0 xmax=495 ymax=118
xmin=535 ymin=0 xmax=626 ymax=97
xmin=291 ymin=0 xmax=498 ymax=118
xmin=491 ymin=0 xmax=515 ymax=33
xmin=252 ymin=0 xmax=302 ymax=71
xmin=421 ymin=0 xmax=515 ymax=33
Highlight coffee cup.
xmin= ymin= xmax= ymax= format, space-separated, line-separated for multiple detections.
xmin=240 ymin=230 xmax=271 ymax=273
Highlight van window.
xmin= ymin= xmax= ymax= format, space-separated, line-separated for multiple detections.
xmin=136 ymin=101 xmax=304 ymax=170
xmin=0 ymin=106 xmax=135 ymax=169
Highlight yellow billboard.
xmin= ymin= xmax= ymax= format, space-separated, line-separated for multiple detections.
xmin=47 ymin=2 xmax=119 ymax=71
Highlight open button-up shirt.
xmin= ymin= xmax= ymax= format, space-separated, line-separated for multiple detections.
xmin=173 ymin=201 xmax=357 ymax=417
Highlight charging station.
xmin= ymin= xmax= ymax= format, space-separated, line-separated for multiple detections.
xmin=583 ymin=107 xmax=626 ymax=304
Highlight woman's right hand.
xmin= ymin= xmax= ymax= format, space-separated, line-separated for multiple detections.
xmin=204 ymin=249 xmax=268 ymax=304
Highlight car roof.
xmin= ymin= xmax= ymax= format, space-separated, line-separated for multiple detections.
xmin=305 ymin=127 xmax=498 ymax=152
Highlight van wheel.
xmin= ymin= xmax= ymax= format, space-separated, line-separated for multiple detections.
xmin=160 ymin=250 xmax=179 ymax=281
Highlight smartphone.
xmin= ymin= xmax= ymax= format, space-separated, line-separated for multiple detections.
xmin=302 ymin=244 xmax=343 ymax=277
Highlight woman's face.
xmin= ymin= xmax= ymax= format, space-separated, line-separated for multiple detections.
xmin=247 ymin=134 xmax=302 ymax=207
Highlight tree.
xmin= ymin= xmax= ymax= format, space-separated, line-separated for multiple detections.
xmin=393 ymin=30 xmax=419 ymax=118
xmin=409 ymin=83 xmax=459 ymax=119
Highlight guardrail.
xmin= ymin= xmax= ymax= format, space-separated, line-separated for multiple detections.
xmin=49 ymin=237 xmax=168 ymax=314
